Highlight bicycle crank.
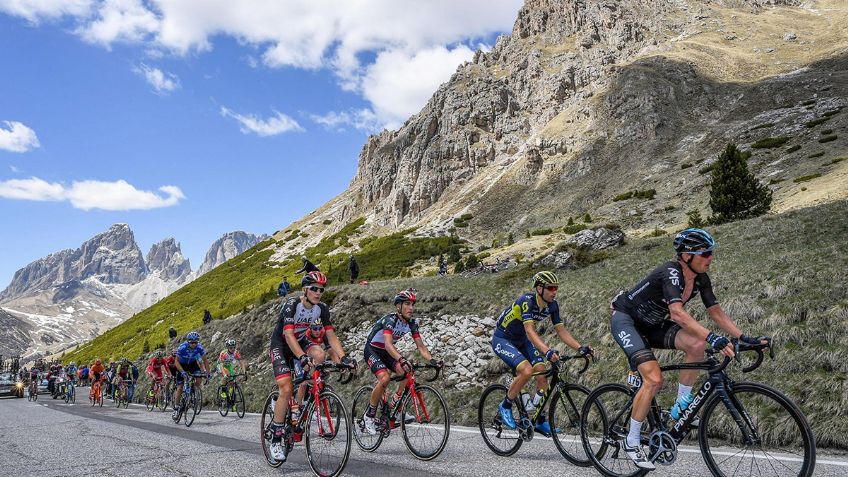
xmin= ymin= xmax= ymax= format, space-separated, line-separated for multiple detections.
xmin=648 ymin=430 xmax=678 ymax=466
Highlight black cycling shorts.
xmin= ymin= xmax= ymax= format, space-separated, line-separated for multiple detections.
xmin=364 ymin=345 xmax=400 ymax=376
xmin=175 ymin=361 xmax=201 ymax=384
xmin=611 ymin=310 xmax=681 ymax=369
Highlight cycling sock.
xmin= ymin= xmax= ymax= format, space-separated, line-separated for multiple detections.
xmin=677 ymin=384 xmax=693 ymax=400
xmin=533 ymin=390 xmax=545 ymax=407
xmin=366 ymin=403 xmax=377 ymax=418
xmin=627 ymin=418 xmax=643 ymax=447
xmin=270 ymin=420 xmax=285 ymax=442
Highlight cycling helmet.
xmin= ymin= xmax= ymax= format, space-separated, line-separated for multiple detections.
xmin=301 ymin=271 xmax=327 ymax=288
xmin=393 ymin=289 xmax=417 ymax=305
xmin=186 ymin=331 xmax=200 ymax=341
xmin=532 ymin=271 xmax=559 ymax=288
xmin=225 ymin=339 xmax=236 ymax=347
xmin=69 ymin=361 xmax=76 ymax=367
xmin=171 ymin=348 xmax=177 ymax=356
xmin=155 ymin=350 xmax=164 ymax=358
xmin=94 ymin=358 xmax=102 ymax=365
xmin=673 ymin=228 xmax=715 ymax=254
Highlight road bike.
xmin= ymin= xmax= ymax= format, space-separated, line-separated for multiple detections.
xmin=145 ymin=378 xmax=168 ymax=412
xmin=352 ymin=362 xmax=450 ymax=461
xmin=28 ymin=379 xmax=38 ymax=402
xmin=478 ymin=353 xmax=595 ymax=465
xmin=173 ymin=372 xmax=205 ymax=427
xmin=64 ymin=377 xmax=76 ymax=404
xmin=89 ymin=379 xmax=104 ymax=407
xmin=261 ymin=361 xmax=354 ymax=477
xmin=580 ymin=339 xmax=815 ymax=477
xmin=217 ymin=373 xmax=246 ymax=418
xmin=113 ymin=379 xmax=130 ymax=409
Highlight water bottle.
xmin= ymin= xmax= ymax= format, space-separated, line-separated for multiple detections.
xmin=520 ymin=392 xmax=535 ymax=414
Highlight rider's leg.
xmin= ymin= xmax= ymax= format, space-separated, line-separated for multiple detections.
xmin=273 ymin=376 xmax=294 ymax=424
xmin=369 ymin=369 xmax=391 ymax=408
xmin=631 ymin=360 xmax=662 ymax=443
xmin=674 ymin=328 xmax=702 ymax=397
xmin=508 ymin=360 xmax=533 ymax=401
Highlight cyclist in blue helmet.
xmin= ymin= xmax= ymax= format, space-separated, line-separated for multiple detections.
xmin=171 ymin=331 xmax=209 ymax=419
xmin=609 ymin=228 xmax=768 ymax=469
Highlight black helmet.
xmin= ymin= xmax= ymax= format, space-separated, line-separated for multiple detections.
xmin=532 ymin=271 xmax=559 ymax=288
xmin=673 ymin=228 xmax=716 ymax=254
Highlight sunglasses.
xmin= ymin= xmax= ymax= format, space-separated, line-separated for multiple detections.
xmin=307 ymin=286 xmax=325 ymax=293
xmin=544 ymin=286 xmax=558 ymax=292
xmin=188 ymin=341 xmax=198 ymax=345
xmin=695 ymin=250 xmax=714 ymax=258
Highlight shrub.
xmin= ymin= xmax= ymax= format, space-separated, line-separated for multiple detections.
xmin=322 ymin=219 xmax=332 ymax=225
xmin=284 ymin=230 xmax=300 ymax=241
xmin=583 ymin=213 xmax=592 ymax=223
xmin=466 ymin=254 xmax=479 ymax=269
xmin=478 ymin=252 xmax=491 ymax=260
xmin=648 ymin=227 xmax=667 ymax=237
xmin=827 ymin=157 xmax=846 ymax=165
xmin=808 ymin=151 xmax=825 ymax=158
xmin=681 ymin=162 xmax=693 ymax=169
xmin=453 ymin=220 xmax=469 ymax=228
xmin=664 ymin=205 xmax=675 ymax=211
xmin=751 ymin=137 xmax=791 ymax=149
xmin=801 ymin=99 xmax=816 ymax=106
xmin=634 ymin=189 xmax=656 ymax=200
xmin=708 ymin=144 xmax=772 ymax=224
xmin=769 ymin=178 xmax=784 ymax=185
xmin=818 ymin=135 xmax=838 ymax=143
xmin=698 ymin=164 xmax=715 ymax=174
xmin=751 ymin=122 xmax=775 ymax=130
xmin=563 ymin=224 xmax=587 ymax=234
xmin=459 ymin=213 xmax=473 ymax=221
xmin=507 ymin=233 xmax=514 ymax=245
xmin=448 ymin=245 xmax=461 ymax=263
xmin=525 ymin=230 xmax=531 ymax=238
xmin=822 ymin=109 xmax=841 ymax=117
xmin=613 ymin=191 xmax=633 ymax=201
xmin=804 ymin=117 xmax=830 ymax=128
xmin=531 ymin=228 xmax=553 ymax=236
xmin=454 ymin=260 xmax=465 ymax=273
xmin=786 ymin=145 xmax=801 ymax=153
xmin=567 ymin=217 xmax=575 ymax=226
xmin=793 ymin=173 xmax=821 ymax=183
xmin=687 ymin=209 xmax=705 ymax=228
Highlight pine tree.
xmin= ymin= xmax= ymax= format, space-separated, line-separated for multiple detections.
xmin=466 ymin=254 xmax=479 ymax=269
xmin=708 ymin=144 xmax=772 ymax=224
xmin=687 ymin=209 xmax=705 ymax=228
xmin=567 ymin=217 xmax=574 ymax=226
xmin=583 ymin=213 xmax=592 ymax=223
xmin=525 ymin=230 xmax=531 ymax=239
xmin=507 ymin=233 xmax=514 ymax=245
xmin=454 ymin=260 xmax=465 ymax=273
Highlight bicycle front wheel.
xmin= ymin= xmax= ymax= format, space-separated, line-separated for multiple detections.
xmin=234 ymin=383 xmax=246 ymax=418
xmin=69 ymin=385 xmax=75 ymax=404
xmin=477 ymin=383 xmax=522 ymax=457
xmin=184 ymin=392 xmax=197 ymax=427
xmin=260 ymin=391 xmax=284 ymax=468
xmin=401 ymin=384 xmax=450 ymax=461
xmin=218 ymin=385 xmax=229 ymax=417
xmin=699 ymin=382 xmax=816 ymax=477
xmin=304 ymin=390 xmax=351 ymax=477
xmin=580 ymin=383 xmax=647 ymax=477
xmin=351 ymin=385 xmax=383 ymax=452
xmin=549 ymin=383 xmax=596 ymax=466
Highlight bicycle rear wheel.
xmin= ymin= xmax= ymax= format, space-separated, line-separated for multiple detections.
xmin=580 ymin=383 xmax=647 ymax=477
xmin=260 ymin=391 xmax=285 ymax=468
xmin=699 ymin=382 xmax=816 ymax=477
xmin=304 ymin=390 xmax=351 ymax=477
xmin=218 ymin=385 xmax=229 ymax=417
xmin=477 ymin=383 xmax=522 ymax=457
xmin=69 ymin=385 xmax=75 ymax=404
xmin=549 ymin=383 xmax=596 ymax=466
xmin=401 ymin=384 xmax=450 ymax=461
xmin=234 ymin=383 xmax=246 ymax=418
xmin=351 ymin=385 xmax=384 ymax=452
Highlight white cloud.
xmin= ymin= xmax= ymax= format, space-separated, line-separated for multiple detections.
xmin=0 ymin=0 xmax=92 ymax=23
xmin=0 ymin=121 xmax=41 ymax=153
xmin=133 ymin=63 xmax=180 ymax=93
xmin=360 ymin=45 xmax=476 ymax=129
xmin=0 ymin=177 xmax=185 ymax=210
xmin=220 ymin=106 xmax=303 ymax=136
xmin=10 ymin=165 xmax=20 ymax=172
xmin=76 ymin=0 xmax=158 ymax=46
xmin=310 ymin=109 xmax=380 ymax=133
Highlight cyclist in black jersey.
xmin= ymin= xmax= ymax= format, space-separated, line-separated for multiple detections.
xmin=267 ymin=271 xmax=355 ymax=463
xmin=610 ymin=228 xmax=768 ymax=469
xmin=360 ymin=289 xmax=441 ymax=435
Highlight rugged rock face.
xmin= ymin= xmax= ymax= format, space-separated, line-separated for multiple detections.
xmin=0 ymin=224 xmax=146 ymax=302
xmin=197 ymin=232 xmax=266 ymax=275
xmin=0 ymin=308 xmax=32 ymax=356
xmin=146 ymin=238 xmax=191 ymax=282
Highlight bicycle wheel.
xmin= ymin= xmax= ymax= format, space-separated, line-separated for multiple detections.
xmin=351 ymin=385 xmax=383 ymax=452
xmin=69 ymin=385 xmax=75 ymax=404
xmin=699 ymin=382 xmax=816 ymax=477
xmin=478 ymin=383 xmax=522 ymax=457
xmin=234 ymin=383 xmax=246 ymax=418
xmin=64 ymin=386 xmax=71 ymax=404
xmin=194 ymin=385 xmax=203 ymax=414
xmin=580 ymin=383 xmax=647 ymax=477
xmin=261 ymin=391 xmax=285 ymax=468
xmin=218 ymin=385 xmax=229 ymax=417
xmin=304 ymin=390 xmax=351 ymax=477
xmin=146 ymin=388 xmax=155 ymax=411
xmin=123 ymin=390 xmax=130 ymax=408
xmin=184 ymin=391 xmax=197 ymax=427
xmin=549 ymin=383 xmax=597 ymax=466
xmin=401 ymin=384 xmax=450 ymax=460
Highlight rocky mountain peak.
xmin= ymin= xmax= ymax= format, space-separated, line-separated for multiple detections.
xmin=146 ymin=237 xmax=192 ymax=282
xmin=196 ymin=231 xmax=267 ymax=275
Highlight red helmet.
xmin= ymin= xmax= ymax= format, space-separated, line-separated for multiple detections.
xmin=393 ymin=289 xmax=417 ymax=305
xmin=301 ymin=271 xmax=327 ymax=288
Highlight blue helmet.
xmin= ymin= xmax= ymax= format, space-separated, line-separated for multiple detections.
xmin=186 ymin=331 xmax=200 ymax=341
xmin=673 ymin=228 xmax=715 ymax=254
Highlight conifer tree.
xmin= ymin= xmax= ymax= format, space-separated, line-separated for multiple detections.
xmin=709 ymin=144 xmax=772 ymax=224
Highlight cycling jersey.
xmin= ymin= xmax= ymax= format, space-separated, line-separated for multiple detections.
xmin=147 ymin=357 xmax=168 ymax=378
xmin=90 ymin=364 xmax=105 ymax=380
xmin=365 ymin=313 xmax=420 ymax=349
xmin=612 ymin=261 xmax=719 ymax=327
xmin=269 ymin=297 xmax=333 ymax=379
xmin=493 ymin=293 xmax=562 ymax=342
xmin=164 ymin=356 xmax=178 ymax=376
xmin=176 ymin=341 xmax=206 ymax=364
xmin=218 ymin=349 xmax=242 ymax=365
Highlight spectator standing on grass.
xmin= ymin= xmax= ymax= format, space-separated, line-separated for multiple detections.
xmin=296 ymin=256 xmax=319 ymax=274
xmin=278 ymin=276 xmax=292 ymax=296
xmin=203 ymin=309 xmax=212 ymax=325
xmin=169 ymin=326 xmax=178 ymax=340
xmin=349 ymin=255 xmax=360 ymax=284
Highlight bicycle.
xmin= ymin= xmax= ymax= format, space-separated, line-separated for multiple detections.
xmin=64 ymin=377 xmax=76 ymax=404
xmin=163 ymin=376 xmax=176 ymax=411
xmin=352 ymin=362 xmax=450 ymax=461
xmin=478 ymin=353 xmax=596 ymax=465
xmin=145 ymin=378 xmax=166 ymax=412
xmin=261 ymin=361 xmax=354 ymax=477
xmin=28 ymin=379 xmax=38 ymax=402
xmin=113 ymin=379 xmax=130 ymax=409
xmin=173 ymin=372 xmax=205 ymax=427
xmin=580 ymin=339 xmax=816 ymax=477
xmin=89 ymin=378 xmax=104 ymax=407
xmin=217 ymin=373 xmax=246 ymax=418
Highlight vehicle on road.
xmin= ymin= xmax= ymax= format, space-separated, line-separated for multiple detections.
xmin=0 ymin=373 xmax=25 ymax=398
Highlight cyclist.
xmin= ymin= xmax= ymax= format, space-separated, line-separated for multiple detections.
xmin=217 ymin=339 xmax=247 ymax=401
xmin=172 ymin=331 xmax=209 ymax=419
xmin=268 ymin=271 xmax=355 ymax=463
xmin=164 ymin=349 xmax=179 ymax=380
xmin=610 ymin=228 xmax=766 ymax=469
xmin=491 ymin=271 xmax=594 ymax=437
xmin=65 ymin=361 xmax=78 ymax=386
xmin=147 ymin=351 xmax=169 ymax=398
xmin=89 ymin=358 xmax=106 ymax=400
xmin=361 ymin=289 xmax=442 ymax=435
xmin=112 ymin=358 xmax=132 ymax=402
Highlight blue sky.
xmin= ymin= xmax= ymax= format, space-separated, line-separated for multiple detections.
xmin=0 ymin=1 xmax=522 ymax=287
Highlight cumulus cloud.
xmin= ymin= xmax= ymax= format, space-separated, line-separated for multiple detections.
xmin=310 ymin=109 xmax=381 ymax=133
xmin=1 ymin=0 xmax=522 ymax=127
xmin=0 ymin=121 xmax=41 ymax=153
xmin=133 ymin=63 xmax=180 ymax=93
xmin=220 ymin=106 xmax=303 ymax=136
xmin=0 ymin=177 xmax=185 ymax=210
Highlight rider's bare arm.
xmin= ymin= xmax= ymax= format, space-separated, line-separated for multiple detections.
xmin=413 ymin=336 xmax=432 ymax=362
xmin=553 ymin=323 xmax=581 ymax=350
xmin=705 ymin=304 xmax=743 ymax=339
xmin=325 ymin=329 xmax=346 ymax=362
xmin=523 ymin=321 xmax=550 ymax=355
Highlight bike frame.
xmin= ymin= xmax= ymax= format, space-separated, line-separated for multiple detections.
xmin=514 ymin=355 xmax=590 ymax=432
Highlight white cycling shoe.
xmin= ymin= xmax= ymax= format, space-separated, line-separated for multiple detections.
xmin=270 ymin=441 xmax=287 ymax=463
xmin=622 ymin=439 xmax=656 ymax=470
xmin=362 ymin=414 xmax=377 ymax=435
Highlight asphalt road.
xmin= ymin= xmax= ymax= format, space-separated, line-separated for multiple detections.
xmin=1 ymin=393 xmax=845 ymax=476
